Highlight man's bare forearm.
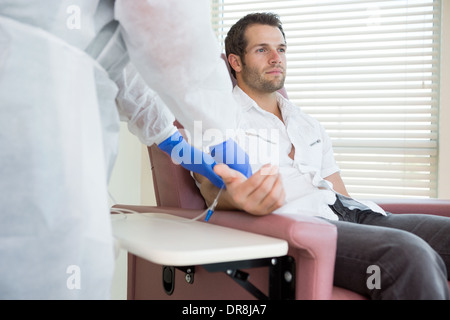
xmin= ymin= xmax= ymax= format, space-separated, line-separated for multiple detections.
xmin=194 ymin=172 xmax=240 ymax=210
xmin=194 ymin=164 xmax=285 ymax=216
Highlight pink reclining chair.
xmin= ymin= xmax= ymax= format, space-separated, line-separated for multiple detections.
xmin=116 ymin=142 xmax=450 ymax=300
xmin=115 ymin=56 xmax=450 ymax=300
xmin=116 ymin=136 xmax=450 ymax=300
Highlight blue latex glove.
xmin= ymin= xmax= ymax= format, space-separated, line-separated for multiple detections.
xmin=209 ymin=139 xmax=252 ymax=178
xmin=158 ymin=131 xmax=224 ymax=188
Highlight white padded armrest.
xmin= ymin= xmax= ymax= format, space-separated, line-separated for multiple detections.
xmin=111 ymin=212 xmax=288 ymax=266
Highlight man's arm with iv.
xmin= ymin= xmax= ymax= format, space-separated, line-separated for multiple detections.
xmin=194 ymin=164 xmax=285 ymax=216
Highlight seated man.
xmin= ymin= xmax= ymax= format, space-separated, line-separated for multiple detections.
xmin=194 ymin=12 xmax=450 ymax=299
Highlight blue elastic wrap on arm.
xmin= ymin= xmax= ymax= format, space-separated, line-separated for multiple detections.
xmin=209 ymin=139 xmax=252 ymax=178
xmin=158 ymin=131 xmax=225 ymax=188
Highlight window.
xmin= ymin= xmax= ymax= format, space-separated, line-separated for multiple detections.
xmin=211 ymin=0 xmax=442 ymax=198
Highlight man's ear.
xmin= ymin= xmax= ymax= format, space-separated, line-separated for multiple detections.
xmin=228 ymin=54 xmax=242 ymax=74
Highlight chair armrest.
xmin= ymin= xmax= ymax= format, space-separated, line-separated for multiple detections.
xmin=113 ymin=204 xmax=338 ymax=299
xmin=374 ymin=198 xmax=450 ymax=217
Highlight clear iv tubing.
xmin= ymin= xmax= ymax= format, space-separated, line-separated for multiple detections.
xmin=197 ymin=186 xmax=224 ymax=222
xmin=110 ymin=187 xmax=224 ymax=223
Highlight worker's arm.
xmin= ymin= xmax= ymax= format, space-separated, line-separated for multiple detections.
xmin=115 ymin=0 xmax=240 ymax=144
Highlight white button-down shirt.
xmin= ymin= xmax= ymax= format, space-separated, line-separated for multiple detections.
xmin=233 ymin=86 xmax=385 ymax=220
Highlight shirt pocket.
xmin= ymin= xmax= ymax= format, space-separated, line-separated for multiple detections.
xmin=294 ymin=128 xmax=324 ymax=169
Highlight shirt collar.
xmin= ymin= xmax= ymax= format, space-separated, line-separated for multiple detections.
xmin=233 ymin=85 xmax=297 ymax=116
xmin=232 ymin=86 xmax=257 ymax=112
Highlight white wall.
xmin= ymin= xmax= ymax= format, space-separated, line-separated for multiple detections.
xmin=108 ymin=123 xmax=155 ymax=299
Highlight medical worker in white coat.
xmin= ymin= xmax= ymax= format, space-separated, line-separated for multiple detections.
xmin=0 ymin=0 xmax=247 ymax=299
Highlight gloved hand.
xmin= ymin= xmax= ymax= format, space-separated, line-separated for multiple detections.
xmin=158 ymin=131 xmax=224 ymax=188
xmin=209 ymin=139 xmax=252 ymax=178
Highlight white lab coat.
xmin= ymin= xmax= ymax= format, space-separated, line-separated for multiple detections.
xmin=0 ymin=0 xmax=238 ymax=299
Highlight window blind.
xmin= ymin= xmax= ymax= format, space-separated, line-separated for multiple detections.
xmin=210 ymin=0 xmax=441 ymax=199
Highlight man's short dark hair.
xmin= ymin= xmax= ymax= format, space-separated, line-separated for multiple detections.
xmin=225 ymin=12 xmax=285 ymax=78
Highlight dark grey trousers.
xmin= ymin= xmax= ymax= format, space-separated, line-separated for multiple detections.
xmin=326 ymin=196 xmax=450 ymax=300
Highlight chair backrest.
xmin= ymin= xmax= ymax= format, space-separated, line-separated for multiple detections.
xmin=148 ymin=54 xmax=287 ymax=209
xmin=148 ymin=125 xmax=207 ymax=209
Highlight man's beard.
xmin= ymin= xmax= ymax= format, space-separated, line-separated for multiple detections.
xmin=241 ymin=64 xmax=286 ymax=93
